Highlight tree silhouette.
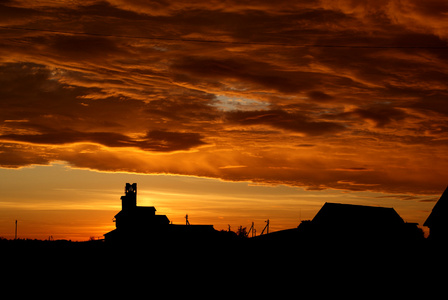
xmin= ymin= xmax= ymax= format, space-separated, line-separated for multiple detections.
xmin=236 ymin=226 xmax=248 ymax=238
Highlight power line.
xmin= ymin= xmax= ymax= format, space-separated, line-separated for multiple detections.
xmin=1 ymin=25 xmax=447 ymax=49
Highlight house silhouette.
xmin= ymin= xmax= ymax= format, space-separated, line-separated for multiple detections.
xmin=303 ymin=202 xmax=421 ymax=242
xmin=424 ymin=186 xmax=448 ymax=241
xmin=104 ymin=183 xmax=216 ymax=244
xmin=252 ymin=202 xmax=423 ymax=244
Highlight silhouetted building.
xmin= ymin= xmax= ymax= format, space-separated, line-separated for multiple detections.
xmin=252 ymin=202 xmax=422 ymax=245
xmin=424 ymin=186 xmax=448 ymax=241
xmin=305 ymin=202 xmax=421 ymax=242
xmin=104 ymin=183 xmax=216 ymax=244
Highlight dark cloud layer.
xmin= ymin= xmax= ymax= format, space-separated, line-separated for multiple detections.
xmin=225 ymin=109 xmax=345 ymax=136
xmin=0 ymin=62 xmax=207 ymax=152
xmin=0 ymin=129 xmax=206 ymax=152
xmin=1 ymin=0 xmax=448 ymax=195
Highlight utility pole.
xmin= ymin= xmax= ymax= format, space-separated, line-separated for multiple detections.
xmin=14 ymin=220 xmax=17 ymax=240
xmin=261 ymin=219 xmax=270 ymax=235
xmin=248 ymin=222 xmax=255 ymax=237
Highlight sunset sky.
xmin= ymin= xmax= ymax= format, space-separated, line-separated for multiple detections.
xmin=1 ymin=0 xmax=447 ymax=240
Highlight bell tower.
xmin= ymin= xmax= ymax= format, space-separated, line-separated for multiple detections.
xmin=121 ymin=183 xmax=137 ymax=211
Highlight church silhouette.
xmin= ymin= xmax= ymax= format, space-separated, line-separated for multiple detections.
xmin=104 ymin=183 xmax=217 ymax=244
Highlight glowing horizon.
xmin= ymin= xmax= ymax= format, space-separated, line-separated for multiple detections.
xmin=0 ymin=162 xmax=437 ymax=241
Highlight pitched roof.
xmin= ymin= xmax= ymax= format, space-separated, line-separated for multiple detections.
xmin=424 ymin=186 xmax=448 ymax=227
xmin=312 ymin=202 xmax=404 ymax=226
xmin=114 ymin=206 xmax=156 ymax=218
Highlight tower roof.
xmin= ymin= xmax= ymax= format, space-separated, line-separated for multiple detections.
xmin=424 ymin=186 xmax=448 ymax=228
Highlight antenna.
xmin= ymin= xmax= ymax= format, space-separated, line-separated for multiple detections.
xmin=14 ymin=220 xmax=17 ymax=240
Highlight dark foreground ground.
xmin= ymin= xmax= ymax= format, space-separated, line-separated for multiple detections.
xmin=1 ymin=237 xmax=445 ymax=269
xmin=1 ymin=237 xmax=446 ymax=296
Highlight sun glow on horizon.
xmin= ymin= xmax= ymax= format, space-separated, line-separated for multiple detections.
xmin=0 ymin=162 xmax=435 ymax=240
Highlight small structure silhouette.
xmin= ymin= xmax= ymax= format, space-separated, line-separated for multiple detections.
xmin=104 ymin=183 xmax=216 ymax=244
xmin=424 ymin=186 xmax=448 ymax=241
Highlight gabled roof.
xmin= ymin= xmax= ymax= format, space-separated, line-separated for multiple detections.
xmin=114 ymin=206 xmax=170 ymax=228
xmin=312 ymin=202 xmax=404 ymax=226
xmin=114 ymin=206 xmax=156 ymax=219
xmin=424 ymin=186 xmax=448 ymax=227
